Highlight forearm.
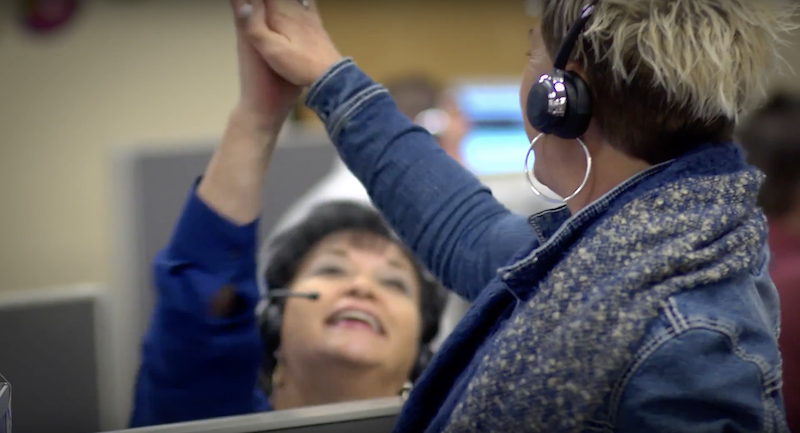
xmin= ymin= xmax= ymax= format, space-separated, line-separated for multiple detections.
xmin=305 ymin=59 xmax=533 ymax=298
xmin=198 ymin=105 xmax=284 ymax=225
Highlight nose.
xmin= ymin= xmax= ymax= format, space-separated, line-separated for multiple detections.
xmin=344 ymin=275 xmax=378 ymax=300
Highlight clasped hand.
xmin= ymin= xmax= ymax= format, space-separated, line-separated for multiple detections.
xmin=230 ymin=0 xmax=343 ymax=129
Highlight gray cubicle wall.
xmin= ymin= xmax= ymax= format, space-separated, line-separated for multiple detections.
xmin=0 ymin=284 xmax=104 ymax=433
xmin=102 ymin=132 xmax=338 ymax=431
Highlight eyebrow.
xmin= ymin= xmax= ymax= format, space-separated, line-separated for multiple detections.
xmin=319 ymin=247 xmax=410 ymax=271
xmin=387 ymin=258 xmax=409 ymax=271
xmin=319 ymin=247 xmax=348 ymax=258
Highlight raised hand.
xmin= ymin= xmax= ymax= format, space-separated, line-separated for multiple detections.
xmin=239 ymin=0 xmax=343 ymax=87
xmin=195 ymin=0 xmax=308 ymax=225
xmin=231 ymin=0 xmax=301 ymax=130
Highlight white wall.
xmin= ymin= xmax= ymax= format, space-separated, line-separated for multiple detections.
xmin=0 ymin=1 xmax=240 ymax=293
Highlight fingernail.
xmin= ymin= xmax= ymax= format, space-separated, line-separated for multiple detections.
xmin=238 ymin=3 xmax=253 ymax=19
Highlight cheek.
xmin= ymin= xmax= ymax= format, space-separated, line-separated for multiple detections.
xmin=390 ymin=299 xmax=423 ymax=349
xmin=520 ymin=65 xmax=539 ymax=141
xmin=279 ymin=297 xmax=324 ymax=355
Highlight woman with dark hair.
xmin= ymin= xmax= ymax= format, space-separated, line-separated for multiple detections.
xmin=129 ymin=182 xmax=446 ymax=422
xmin=231 ymin=0 xmax=796 ymax=431
xmin=258 ymin=200 xmax=446 ymax=403
xmin=739 ymin=92 xmax=800 ymax=432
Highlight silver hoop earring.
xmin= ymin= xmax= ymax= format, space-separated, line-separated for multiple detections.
xmin=524 ymin=133 xmax=592 ymax=204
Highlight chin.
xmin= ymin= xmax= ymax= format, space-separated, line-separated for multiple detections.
xmin=319 ymin=337 xmax=386 ymax=367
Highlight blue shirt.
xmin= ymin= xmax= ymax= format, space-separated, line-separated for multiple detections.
xmin=129 ymin=187 xmax=271 ymax=427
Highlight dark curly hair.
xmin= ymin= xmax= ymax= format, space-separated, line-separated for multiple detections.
xmin=259 ymin=200 xmax=448 ymax=394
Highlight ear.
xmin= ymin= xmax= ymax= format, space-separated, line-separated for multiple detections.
xmin=565 ymin=60 xmax=589 ymax=83
xmin=271 ymin=356 xmax=286 ymax=389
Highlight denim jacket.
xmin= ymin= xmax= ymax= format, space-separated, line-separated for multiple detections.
xmin=304 ymin=59 xmax=786 ymax=433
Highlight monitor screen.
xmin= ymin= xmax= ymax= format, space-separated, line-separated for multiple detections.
xmin=456 ymin=82 xmax=523 ymax=122
xmin=454 ymin=80 xmax=530 ymax=176
xmin=461 ymin=127 xmax=530 ymax=176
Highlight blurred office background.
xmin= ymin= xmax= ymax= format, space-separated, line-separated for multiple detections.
xmin=0 ymin=1 xmax=798 ymax=432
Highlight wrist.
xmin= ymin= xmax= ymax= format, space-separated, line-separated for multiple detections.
xmin=228 ymin=103 xmax=287 ymax=140
xmin=311 ymin=52 xmax=346 ymax=85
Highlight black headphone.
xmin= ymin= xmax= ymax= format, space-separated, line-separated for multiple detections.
xmin=257 ymin=288 xmax=436 ymax=396
xmin=526 ymin=0 xmax=598 ymax=140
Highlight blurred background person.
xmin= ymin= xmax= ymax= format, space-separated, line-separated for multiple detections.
xmin=738 ymin=91 xmax=800 ymax=432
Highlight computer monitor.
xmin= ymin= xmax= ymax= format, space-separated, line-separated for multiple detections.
xmin=0 ymin=381 xmax=11 ymax=433
xmin=454 ymin=80 xmax=531 ymax=176
xmin=105 ymin=397 xmax=401 ymax=433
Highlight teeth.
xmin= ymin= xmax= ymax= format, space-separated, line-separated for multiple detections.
xmin=335 ymin=310 xmax=381 ymax=333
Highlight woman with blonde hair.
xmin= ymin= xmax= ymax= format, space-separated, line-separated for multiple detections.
xmin=218 ymin=0 xmax=797 ymax=431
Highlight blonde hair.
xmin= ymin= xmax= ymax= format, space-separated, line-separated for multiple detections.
xmin=527 ymin=0 xmax=799 ymax=163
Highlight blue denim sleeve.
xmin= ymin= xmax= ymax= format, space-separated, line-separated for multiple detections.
xmin=305 ymin=59 xmax=535 ymax=301
xmin=616 ymin=328 xmax=779 ymax=432
xmin=129 ymin=185 xmax=269 ymax=427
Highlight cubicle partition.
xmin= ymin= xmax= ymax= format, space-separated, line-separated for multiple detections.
xmin=0 ymin=284 xmax=105 ymax=433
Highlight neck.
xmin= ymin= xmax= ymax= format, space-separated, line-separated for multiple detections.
xmin=566 ymin=141 xmax=652 ymax=214
xmin=270 ymin=362 xmax=404 ymax=410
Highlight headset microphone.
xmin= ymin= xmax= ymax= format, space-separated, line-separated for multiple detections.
xmin=267 ymin=289 xmax=320 ymax=300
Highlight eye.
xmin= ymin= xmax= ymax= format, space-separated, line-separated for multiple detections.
xmin=380 ymin=278 xmax=409 ymax=294
xmin=314 ymin=264 xmax=345 ymax=277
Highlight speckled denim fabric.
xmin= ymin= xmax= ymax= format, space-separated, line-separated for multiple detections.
xmin=442 ymin=170 xmax=767 ymax=432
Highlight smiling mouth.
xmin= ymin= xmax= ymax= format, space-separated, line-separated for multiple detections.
xmin=327 ymin=309 xmax=385 ymax=336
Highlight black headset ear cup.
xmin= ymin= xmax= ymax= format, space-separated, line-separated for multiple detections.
xmin=526 ymin=78 xmax=558 ymax=135
xmin=553 ymin=71 xmax=592 ymax=139
xmin=260 ymin=303 xmax=283 ymax=354
xmin=258 ymin=302 xmax=284 ymax=396
xmin=525 ymin=70 xmax=593 ymax=140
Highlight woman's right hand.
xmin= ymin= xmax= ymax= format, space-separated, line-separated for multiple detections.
xmin=240 ymin=0 xmax=344 ymax=87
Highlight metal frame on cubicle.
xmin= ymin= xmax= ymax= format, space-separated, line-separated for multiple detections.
xmin=104 ymin=398 xmax=402 ymax=433
xmin=0 ymin=381 xmax=10 ymax=433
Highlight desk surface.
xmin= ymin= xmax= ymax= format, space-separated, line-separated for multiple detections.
xmin=105 ymin=397 xmax=403 ymax=433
